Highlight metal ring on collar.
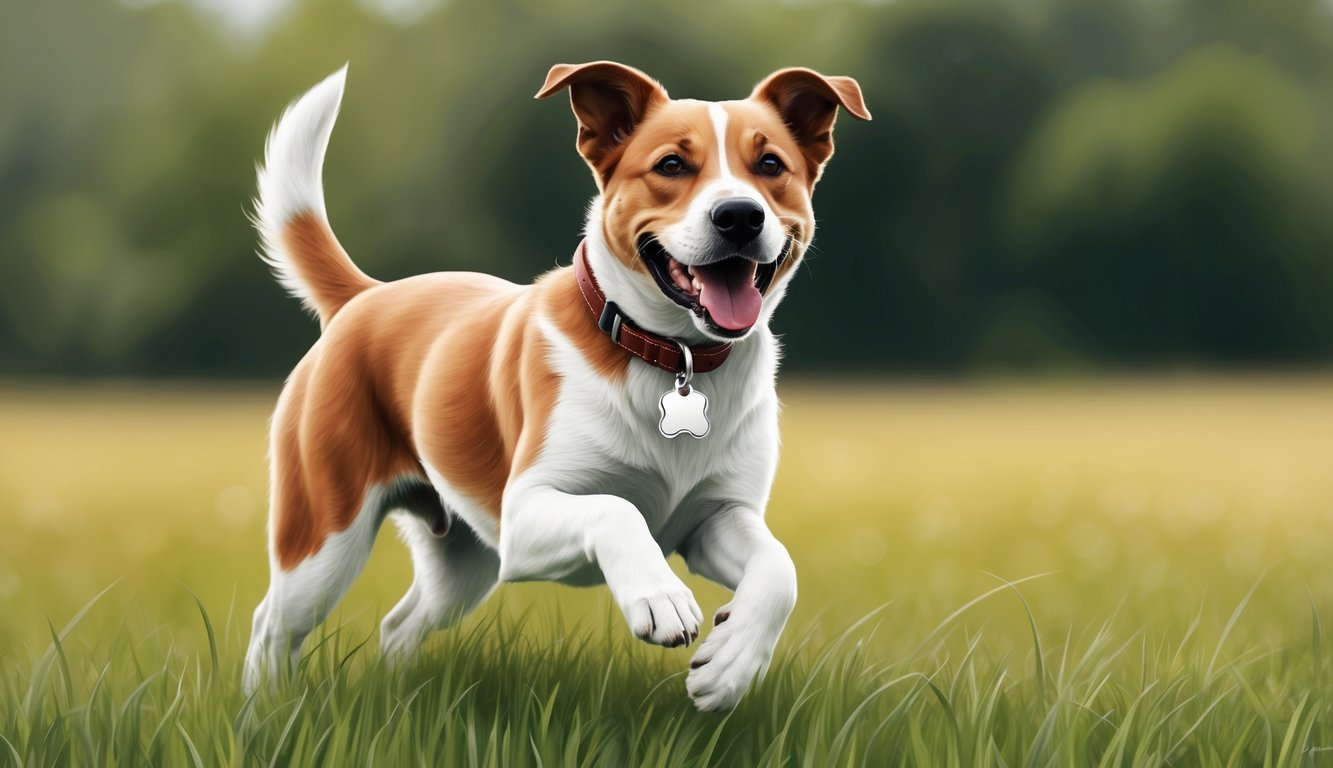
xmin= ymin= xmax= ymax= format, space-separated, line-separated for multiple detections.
xmin=674 ymin=341 xmax=694 ymax=395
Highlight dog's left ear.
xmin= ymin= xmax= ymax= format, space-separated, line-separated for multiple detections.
xmin=752 ymin=68 xmax=871 ymax=180
xmin=536 ymin=61 xmax=668 ymax=187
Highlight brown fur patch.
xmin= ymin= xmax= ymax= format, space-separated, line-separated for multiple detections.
xmin=269 ymin=262 xmax=611 ymax=569
xmin=600 ymin=102 xmax=724 ymax=273
xmin=270 ymin=337 xmax=424 ymax=570
xmin=539 ymin=266 xmax=631 ymax=381
xmin=281 ymin=212 xmax=379 ymax=324
xmin=411 ymin=278 xmax=533 ymax=519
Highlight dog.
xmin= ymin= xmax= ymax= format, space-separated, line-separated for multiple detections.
xmin=242 ymin=61 xmax=869 ymax=711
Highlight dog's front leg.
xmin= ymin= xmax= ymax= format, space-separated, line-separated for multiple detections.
xmin=679 ymin=506 xmax=797 ymax=711
xmin=500 ymin=487 xmax=702 ymax=647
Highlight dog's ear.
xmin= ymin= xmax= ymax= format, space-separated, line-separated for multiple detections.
xmin=751 ymin=68 xmax=871 ymax=180
xmin=536 ymin=61 xmax=668 ymax=186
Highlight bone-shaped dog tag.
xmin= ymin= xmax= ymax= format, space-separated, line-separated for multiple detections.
xmin=659 ymin=383 xmax=709 ymax=439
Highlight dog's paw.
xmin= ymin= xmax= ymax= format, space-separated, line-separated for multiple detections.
xmin=622 ymin=582 xmax=703 ymax=648
xmin=686 ymin=605 xmax=775 ymax=712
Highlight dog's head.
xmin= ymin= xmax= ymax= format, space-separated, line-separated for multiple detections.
xmin=537 ymin=62 xmax=870 ymax=342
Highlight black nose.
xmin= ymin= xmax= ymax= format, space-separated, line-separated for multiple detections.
xmin=710 ymin=198 xmax=765 ymax=247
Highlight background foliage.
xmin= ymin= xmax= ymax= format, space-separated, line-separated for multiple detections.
xmin=5 ymin=0 xmax=1333 ymax=377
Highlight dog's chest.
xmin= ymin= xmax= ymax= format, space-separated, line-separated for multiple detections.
xmin=537 ymin=333 xmax=778 ymax=547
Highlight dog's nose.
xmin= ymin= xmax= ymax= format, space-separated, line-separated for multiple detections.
xmin=710 ymin=198 xmax=765 ymax=248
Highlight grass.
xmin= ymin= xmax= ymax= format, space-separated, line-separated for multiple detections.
xmin=1 ymin=376 xmax=1332 ymax=765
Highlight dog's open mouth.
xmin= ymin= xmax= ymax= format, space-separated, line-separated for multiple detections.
xmin=639 ymin=237 xmax=786 ymax=338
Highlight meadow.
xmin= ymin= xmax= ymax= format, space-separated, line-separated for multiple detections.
xmin=1 ymin=377 xmax=1331 ymax=765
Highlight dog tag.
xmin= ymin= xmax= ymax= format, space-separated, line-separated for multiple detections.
xmin=660 ymin=379 xmax=710 ymax=439
xmin=658 ymin=341 xmax=709 ymax=439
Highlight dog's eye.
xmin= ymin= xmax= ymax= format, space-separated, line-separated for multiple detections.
xmin=654 ymin=155 xmax=687 ymax=177
xmin=756 ymin=153 xmax=786 ymax=177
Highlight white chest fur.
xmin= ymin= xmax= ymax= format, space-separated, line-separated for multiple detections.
xmin=519 ymin=316 xmax=782 ymax=559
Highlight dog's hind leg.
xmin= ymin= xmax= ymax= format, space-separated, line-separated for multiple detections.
xmin=243 ymin=365 xmax=396 ymax=692
xmin=380 ymin=506 xmax=499 ymax=660
xmin=244 ymin=338 xmax=431 ymax=691
xmin=243 ymin=485 xmax=385 ymax=692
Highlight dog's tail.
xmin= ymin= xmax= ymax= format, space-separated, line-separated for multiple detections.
xmin=253 ymin=65 xmax=378 ymax=325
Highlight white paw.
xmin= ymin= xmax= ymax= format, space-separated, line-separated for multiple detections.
xmin=622 ymin=580 xmax=703 ymax=648
xmin=379 ymin=622 xmax=427 ymax=662
xmin=686 ymin=606 xmax=775 ymax=712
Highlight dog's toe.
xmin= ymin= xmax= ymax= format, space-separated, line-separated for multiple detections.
xmin=686 ymin=617 xmax=774 ymax=711
xmin=626 ymin=589 xmax=701 ymax=647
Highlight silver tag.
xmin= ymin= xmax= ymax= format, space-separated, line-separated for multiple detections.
xmin=659 ymin=381 xmax=710 ymax=439
xmin=658 ymin=342 xmax=709 ymax=438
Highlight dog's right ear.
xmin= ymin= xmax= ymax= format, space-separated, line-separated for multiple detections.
xmin=751 ymin=68 xmax=870 ymax=182
xmin=536 ymin=61 xmax=667 ymax=187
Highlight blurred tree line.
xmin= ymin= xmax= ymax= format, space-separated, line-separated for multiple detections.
xmin=3 ymin=0 xmax=1333 ymax=377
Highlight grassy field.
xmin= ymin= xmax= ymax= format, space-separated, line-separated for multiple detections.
xmin=1 ymin=377 xmax=1332 ymax=765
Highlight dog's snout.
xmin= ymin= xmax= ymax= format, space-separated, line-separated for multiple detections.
xmin=710 ymin=198 xmax=765 ymax=247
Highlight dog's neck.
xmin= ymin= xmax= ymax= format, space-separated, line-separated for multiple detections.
xmin=573 ymin=239 xmax=736 ymax=376
xmin=583 ymin=199 xmax=733 ymax=347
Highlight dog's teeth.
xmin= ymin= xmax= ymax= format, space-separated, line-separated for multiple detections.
xmin=666 ymin=260 xmax=698 ymax=292
xmin=666 ymin=256 xmax=699 ymax=295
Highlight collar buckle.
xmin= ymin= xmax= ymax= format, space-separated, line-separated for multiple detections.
xmin=597 ymin=300 xmax=625 ymax=344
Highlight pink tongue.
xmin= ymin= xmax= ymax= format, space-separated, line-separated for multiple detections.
xmin=693 ymin=260 xmax=763 ymax=331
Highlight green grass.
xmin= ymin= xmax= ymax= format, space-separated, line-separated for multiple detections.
xmin=2 ymin=377 xmax=1333 ymax=765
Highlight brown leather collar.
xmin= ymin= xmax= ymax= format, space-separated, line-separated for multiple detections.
xmin=573 ymin=240 xmax=732 ymax=375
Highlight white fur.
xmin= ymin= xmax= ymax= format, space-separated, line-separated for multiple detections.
xmin=680 ymin=506 xmax=796 ymax=710
xmin=496 ymin=305 xmax=793 ymax=709
xmin=710 ymin=103 xmax=737 ymax=182
xmin=253 ymin=65 xmax=348 ymax=315
xmin=380 ymin=514 xmax=499 ymax=659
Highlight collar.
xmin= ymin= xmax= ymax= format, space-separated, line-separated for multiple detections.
xmin=573 ymin=240 xmax=733 ymax=375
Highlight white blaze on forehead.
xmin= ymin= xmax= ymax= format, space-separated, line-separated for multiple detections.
xmin=708 ymin=103 xmax=734 ymax=181
xmin=703 ymin=102 xmax=766 ymax=205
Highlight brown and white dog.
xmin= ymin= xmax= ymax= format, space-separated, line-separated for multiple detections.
xmin=243 ymin=61 xmax=869 ymax=710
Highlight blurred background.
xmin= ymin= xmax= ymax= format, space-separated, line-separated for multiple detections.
xmin=5 ymin=0 xmax=1333 ymax=377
